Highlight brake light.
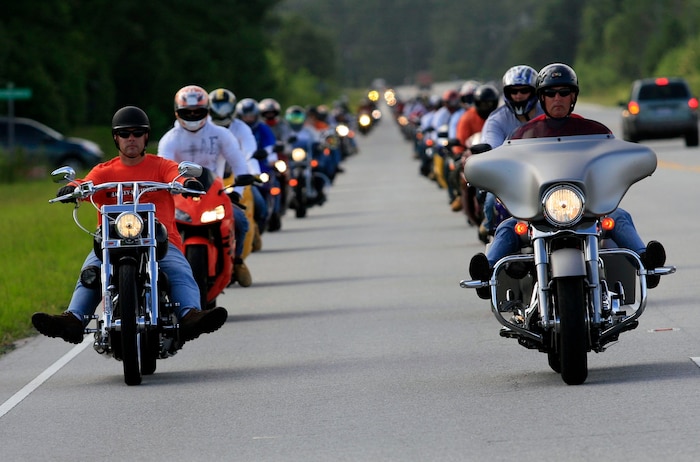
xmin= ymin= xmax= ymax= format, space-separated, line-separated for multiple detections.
xmin=689 ymin=98 xmax=699 ymax=110
xmin=627 ymin=101 xmax=640 ymax=115
xmin=655 ymin=77 xmax=669 ymax=86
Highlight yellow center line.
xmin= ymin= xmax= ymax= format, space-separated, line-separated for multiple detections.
xmin=658 ymin=159 xmax=700 ymax=172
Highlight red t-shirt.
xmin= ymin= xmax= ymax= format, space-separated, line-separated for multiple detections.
xmin=79 ymin=154 xmax=184 ymax=249
xmin=509 ymin=113 xmax=612 ymax=139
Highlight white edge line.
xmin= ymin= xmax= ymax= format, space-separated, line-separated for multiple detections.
xmin=0 ymin=336 xmax=92 ymax=418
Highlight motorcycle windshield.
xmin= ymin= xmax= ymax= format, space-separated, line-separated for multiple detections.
xmin=464 ymin=134 xmax=657 ymax=220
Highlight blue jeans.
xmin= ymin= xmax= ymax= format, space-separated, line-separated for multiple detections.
xmin=482 ymin=192 xmax=496 ymax=230
xmin=233 ymin=206 xmax=249 ymax=258
xmin=67 ymin=243 xmax=200 ymax=324
xmin=485 ymin=208 xmax=646 ymax=267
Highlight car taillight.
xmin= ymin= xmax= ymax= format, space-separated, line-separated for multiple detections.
xmin=627 ymin=101 xmax=640 ymax=115
xmin=689 ymin=98 xmax=699 ymax=110
xmin=655 ymin=77 xmax=669 ymax=86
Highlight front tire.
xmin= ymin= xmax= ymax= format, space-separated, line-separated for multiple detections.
xmin=555 ymin=277 xmax=588 ymax=385
xmin=119 ymin=263 xmax=142 ymax=386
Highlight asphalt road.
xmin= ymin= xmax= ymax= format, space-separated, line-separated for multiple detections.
xmin=1 ymin=102 xmax=700 ymax=461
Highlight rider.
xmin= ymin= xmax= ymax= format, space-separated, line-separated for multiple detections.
xmin=451 ymin=83 xmax=500 ymax=214
xmin=478 ymin=65 xmax=544 ymax=239
xmin=158 ymin=85 xmax=254 ymax=287
xmin=236 ymin=97 xmax=278 ymax=238
xmin=31 ymin=106 xmax=228 ymax=344
xmin=260 ymin=97 xmax=293 ymax=148
xmin=469 ymin=63 xmax=667 ymax=298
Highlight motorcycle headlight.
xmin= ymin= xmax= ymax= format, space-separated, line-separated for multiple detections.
xmin=336 ymin=124 xmax=350 ymax=137
xmin=543 ymin=185 xmax=584 ymax=226
xmin=358 ymin=114 xmax=372 ymax=127
xmin=292 ymin=148 xmax=307 ymax=162
xmin=115 ymin=212 xmax=143 ymax=239
xmin=201 ymin=205 xmax=226 ymax=224
xmin=274 ymin=159 xmax=287 ymax=173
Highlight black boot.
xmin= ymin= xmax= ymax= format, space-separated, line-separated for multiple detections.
xmin=640 ymin=240 xmax=666 ymax=289
xmin=469 ymin=253 xmax=492 ymax=300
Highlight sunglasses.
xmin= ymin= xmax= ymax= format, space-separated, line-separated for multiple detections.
xmin=115 ymin=129 xmax=148 ymax=139
xmin=542 ymin=88 xmax=574 ymax=98
xmin=507 ymin=87 xmax=532 ymax=96
xmin=176 ymin=108 xmax=209 ymax=121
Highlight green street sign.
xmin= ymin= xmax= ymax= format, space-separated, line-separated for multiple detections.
xmin=0 ymin=88 xmax=32 ymax=100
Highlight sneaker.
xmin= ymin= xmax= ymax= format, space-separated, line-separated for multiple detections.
xmin=641 ymin=240 xmax=666 ymax=289
xmin=450 ymin=196 xmax=462 ymax=212
xmin=232 ymin=260 xmax=252 ymax=287
xmin=32 ymin=312 xmax=84 ymax=344
xmin=469 ymin=253 xmax=492 ymax=300
xmin=179 ymin=307 xmax=228 ymax=343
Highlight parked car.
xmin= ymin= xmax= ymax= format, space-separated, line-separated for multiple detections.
xmin=621 ymin=77 xmax=699 ymax=147
xmin=0 ymin=116 xmax=103 ymax=170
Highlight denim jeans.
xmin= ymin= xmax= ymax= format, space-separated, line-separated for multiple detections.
xmin=485 ymin=208 xmax=646 ymax=267
xmin=67 ymin=243 xmax=201 ymax=324
xmin=233 ymin=206 xmax=249 ymax=258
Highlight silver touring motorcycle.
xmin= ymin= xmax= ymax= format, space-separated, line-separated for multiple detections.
xmin=460 ymin=134 xmax=675 ymax=385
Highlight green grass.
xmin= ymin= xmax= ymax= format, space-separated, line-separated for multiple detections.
xmin=0 ymin=178 xmax=96 ymax=352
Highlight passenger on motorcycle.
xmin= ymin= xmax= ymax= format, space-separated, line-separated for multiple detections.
xmin=159 ymin=85 xmax=254 ymax=287
xmin=469 ymin=63 xmax=667 ymax=298
xmin=478 ymin=65 xmax=544 ymax=239
xmin=32 ymin=106 xmax=228 ymax=344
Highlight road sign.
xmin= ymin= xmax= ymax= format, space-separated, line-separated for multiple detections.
xmin=0 ymin=88 xmax=32 ymax=100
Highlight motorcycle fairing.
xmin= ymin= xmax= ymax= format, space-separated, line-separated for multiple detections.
xmin=464 ymin=135 xmax=657 ymax=220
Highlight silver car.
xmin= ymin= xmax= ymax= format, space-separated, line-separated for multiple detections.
xmin=621 ymin=77 xmax=699 ymax=147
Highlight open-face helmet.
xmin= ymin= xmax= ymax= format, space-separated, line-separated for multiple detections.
xmin=174 ymin=85 xmax=209 ymax=132
xmin=536 ymin=63 xmax=579 ymax=117
xmin=111 ymin=106 xmax=150 ymax=153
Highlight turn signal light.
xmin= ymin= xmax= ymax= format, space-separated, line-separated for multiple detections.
xmin=601 ymin=216 xmax=615 ymax=231
xmin=270 ymin=186 xmax=281 ymax=196
xmin=311 ymin=159 xmax=319 ymax=167
xmin=514 ymin=221 xmax=528 ymax=235
xmin=289 ymin=178 xmax=298 ymax=187
xmin=627 ymin=101 xmax=640 ymax=115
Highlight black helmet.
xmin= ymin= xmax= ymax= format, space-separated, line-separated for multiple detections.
xmin=111 ymin=106 xmax=150 ymax=153
xmin=473 ymin=84 xmax=500 ymax=119
xmin=112 ymin=106 xmax=150 ymax=133
xmin=536 ymin=63 xmax=579 ymax=117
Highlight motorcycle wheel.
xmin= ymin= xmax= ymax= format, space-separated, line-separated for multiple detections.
xmin=119 ymin=263 xmax=142 ymax=386
xmin=295 ymin=186 xmax=307 ymax=218
xmin=186 ymin=244 xmax=210 ymax=310
xmin=555 ymin=277 xmax=588 ymax=385
xmin=140 ymin=329 xmax=158 ymax=376
xmin=268 ymin=212 xmax=282 ymax=232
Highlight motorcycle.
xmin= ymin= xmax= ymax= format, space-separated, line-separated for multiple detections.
xmin=460 ymin=134 xmax=675 ymax=385
xmin=286 ymin=141 xmax=330 ymax=218
xmin=51 ymin=161 xmax=204 ymax=385
xmin=174 ymin=167 xmax=234 ymax=310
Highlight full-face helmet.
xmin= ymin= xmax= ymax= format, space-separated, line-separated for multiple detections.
xmin=284 ymin=105 xmax=306 ymax=131
xmin=259 ymin=98 xmax=282 ymax=122
xmin=174 ymin=85 xmax=209 ymax=132
xmin=536 ymin=63 xmax=579 ymax=117
xmin=473 ymin=84 xmax=500 ymax=119
xmin=442 ymin=89 xmax=461 ymax=110
xmin=459 ymin=80 xmax=481 ymax=106
xmin=502 ymin=65 xmax=538 ymax=116
xmin=236 ymin=98 xmax=260 ymax=127
xmin=208 ymin=88 xmax=237 ymax=127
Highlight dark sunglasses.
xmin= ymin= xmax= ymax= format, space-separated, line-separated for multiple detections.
xmin=542 ymin=88 xmax=573 ymax=98
xmin=176 ymin=108 xmax=209 ymax=121
xmin=115 ymin=129 xmax=148 ymax=139
xmin=507 ymin=87 xmax=532 ymax=96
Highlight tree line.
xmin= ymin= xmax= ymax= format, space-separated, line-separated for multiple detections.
xmin=2 ymin=0 xmax=700 ymax=137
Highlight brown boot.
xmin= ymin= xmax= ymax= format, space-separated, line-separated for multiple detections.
xmin=32 ymin=312 xmax=84 ymax=344
xmin=252 ymin=225 xmax=262 ymax=252
xmin=450 ymin=196 xmax=462 ymax=212
xmin=232 ymin=258 xmax=252 ymax=287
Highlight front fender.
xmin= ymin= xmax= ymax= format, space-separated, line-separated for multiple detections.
xmin=550 ymin=248 xmax=586 ymax=278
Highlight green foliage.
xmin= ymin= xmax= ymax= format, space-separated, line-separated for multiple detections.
xmin=0 ymin=180 xmax=94 ymax=349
